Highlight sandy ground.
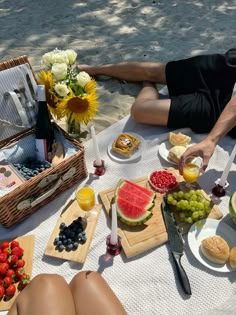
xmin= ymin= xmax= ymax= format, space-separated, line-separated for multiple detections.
xmin=0 ymin=0 xmax=235 ymax=135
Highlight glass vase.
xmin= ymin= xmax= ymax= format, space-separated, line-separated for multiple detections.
xmin=66 ymin=119 xmax=88 ymax=142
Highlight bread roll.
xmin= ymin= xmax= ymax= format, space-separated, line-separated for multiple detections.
xmin=168 ymin=145 xmax=187 ymax=163
xmin=112 ymin=133 xmax=141 ymax=157
xmin=169 ymin=132 xmax=191 ymax=147
xmin=200 ymin=235 xmax=230 ymax=264
xmin=229 ymin=246 xmax=236 ymax=269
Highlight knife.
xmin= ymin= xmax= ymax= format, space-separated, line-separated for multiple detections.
xmin=161 ymin=196 xmax=192 ymax=296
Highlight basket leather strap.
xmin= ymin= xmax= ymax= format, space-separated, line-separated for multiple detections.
xmin=16 ymin=167 xmax=77 ymax=210
xmin=4 ymin=91 xmax=30 ymax=127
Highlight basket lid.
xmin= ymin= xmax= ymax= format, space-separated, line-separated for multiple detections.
xmin=0 ymin=56 xmax=38 ymax=143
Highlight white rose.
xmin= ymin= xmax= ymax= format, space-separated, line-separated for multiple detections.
xmin=51 ymin=51 xmax=69 ymax=64
xmin=66 ymin=49 xmax=77 ymax=65
xmin=76 ymin=71 xmax=91 ymax=87
xmin=52 ymin=63 xmax=68 ymax=80
xmin=42 ymin=52 xmax=53 ymax=67
xmin=54 ymin=83 xmax=69 ymax=97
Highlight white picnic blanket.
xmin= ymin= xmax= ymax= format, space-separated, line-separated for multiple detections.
xmin=1 ymin=115 xmax=236 ymax=315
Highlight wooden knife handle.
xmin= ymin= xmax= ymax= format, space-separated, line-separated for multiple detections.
xmin=172 ymin=252 xmax=192 ymax=296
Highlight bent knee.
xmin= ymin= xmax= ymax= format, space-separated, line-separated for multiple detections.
xmin=130 ymin=102 xmax=143 ymax=122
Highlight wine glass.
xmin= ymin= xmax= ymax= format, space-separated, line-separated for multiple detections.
xmin=182 ymin=156 xmax=203 ymax=189
xmin=76 ymin=185 xmax=97 ymax=222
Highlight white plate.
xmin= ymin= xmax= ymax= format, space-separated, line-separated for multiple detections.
xmin=107 ymin=133 xmax=145 ymax=163
xmin=158 ymin=142 xmax=176 ymax=165
xmin=158 ymin=142 xmax=194 ymax=165
xmin=188 ymin=219 xmax=236 ymax=272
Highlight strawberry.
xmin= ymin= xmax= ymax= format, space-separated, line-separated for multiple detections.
xmin=0 ymin=253 xmax=7 ymax=263
xmin=10 ymin=240 xmax=19 ymax=249
xmin=2 ymin=247 xmax=11 ymax=257
xmin=0 ymin=263 xmax=9 ymax=276
xmin=3 ymin=276 xmax=12 ymax=288
xmin=18 ymin=273 xmax=30 ymax=291
xmin=8 ymin=254 xmax=18 ymax=265
xmin=15 ymin=259 xmax=25 ymax=268
xmin=1 ymin=242 xmax=9 ymax=250
xmin=6 ymin=270 xmax=17 ymax=283
xmin=12 ymin=247 xmax=24 ymax=258
xmin=0 ymin=285 xmax=5 ymax=299
xmin=5 ymin=284 xmax=16 ymax=296
xmin=15 ymin=267 xmax=25 ymax=279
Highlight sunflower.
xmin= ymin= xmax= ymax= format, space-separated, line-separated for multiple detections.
xmin=56 ymin=79 xmax=99 ymax=125
xmin=38 ymin=70 xmax=62 ymax=119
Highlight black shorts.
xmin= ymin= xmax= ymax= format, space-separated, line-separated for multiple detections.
xmin=166 ymin=49 xmax=236 ymax=136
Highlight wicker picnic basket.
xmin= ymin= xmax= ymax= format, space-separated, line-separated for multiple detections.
xmin=0 ymin=56 xmax=88 ymax=227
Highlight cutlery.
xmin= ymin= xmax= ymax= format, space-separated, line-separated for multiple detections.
xmin=161 ymin=196 xmax=192 ymax=296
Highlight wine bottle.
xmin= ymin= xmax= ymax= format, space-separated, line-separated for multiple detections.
xmin=35 ymin=85 xmax=54 ymax=161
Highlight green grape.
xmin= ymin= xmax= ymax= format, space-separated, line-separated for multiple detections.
xmin=185 ymin=217 xmax=193 ymax=224
xmin=172 ymin=199 xmax=177 ymax=206
xmin=173 ymin=192 xmax=178 ymax=200
xmin=177 ymin=191 xmax=184 ymax=198
xmin=192 ymin=211 xmax=199 ymax=219
xmin=190 ymin=194 xmax=197 ymax=201
xmin=184 ymin=192 xmax=190 ymax=200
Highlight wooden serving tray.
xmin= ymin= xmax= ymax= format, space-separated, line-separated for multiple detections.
xmin=44 ymin=200 xmax=101 ymax=264
xmin=98 ymin=169 xmax=223 ymax=258
xmin=0 ymin=234 xmax=35 ymax=311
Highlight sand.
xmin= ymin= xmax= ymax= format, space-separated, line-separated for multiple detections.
xmin=0 ymin=0 xmax=235 ymax=135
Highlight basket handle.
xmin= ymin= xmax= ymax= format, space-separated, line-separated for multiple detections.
xmin=16 ymin=167 xmax=77 ymax=210
xmin=4 ymin=91 xmax=30 ymax=127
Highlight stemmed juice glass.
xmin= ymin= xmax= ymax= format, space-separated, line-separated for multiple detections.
xmin=76 ymin=186 xmax=97 ymax=222
xmin=182 ymin=156 xmax=203 ymax=189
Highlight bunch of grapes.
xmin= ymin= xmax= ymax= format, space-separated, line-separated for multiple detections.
xmin=167 ymin=189 xmax=212 ymax=224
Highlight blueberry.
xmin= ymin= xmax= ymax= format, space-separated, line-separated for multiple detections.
xmin=73 ymin=242 xmax=79 ymax=250
xmin=59 ymin=222 xmax=66 ymax=230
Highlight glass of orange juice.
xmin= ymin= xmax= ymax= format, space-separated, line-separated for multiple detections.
xmin=76 ymin=186 xmax=97 ymax=222
xmin=182 ymin=156 xmax=203 ymax=188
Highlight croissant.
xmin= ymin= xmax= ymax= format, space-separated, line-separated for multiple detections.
xmin=169 ymin=132 xmax=191 ymax=147
xmin=112 ymin=133 xmax=141 ymax=157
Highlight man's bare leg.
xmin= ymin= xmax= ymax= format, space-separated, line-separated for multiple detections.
xmin=78 ymin=62 xmax=167 ymax=83
xmin=131 ymin=81 xmax=171 ymax=126
xmin=7 ymin=274 xmax=76 ymax=315
xmin=69 ymin=271 xmax=127 ymax=315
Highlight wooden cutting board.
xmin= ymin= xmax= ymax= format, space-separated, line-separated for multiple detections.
xmin=0 ymin=234 xmax=35 ymax=311
xmin=44 ymin=200 xmax=101 ymax=264
xmin=98 ymin=169 xmax=223 ymax=258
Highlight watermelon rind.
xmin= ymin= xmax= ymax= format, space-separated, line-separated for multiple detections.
xmin=116 ymin=197 xmax=152 ymax=226
xmin=229 ymin=191 xmax=236 ymax=223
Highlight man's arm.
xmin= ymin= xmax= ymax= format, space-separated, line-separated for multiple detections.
xmin=179 ymin=95 xmax=236 ymax=173
xmin=78 ymin=62 xmax=167 ymax=83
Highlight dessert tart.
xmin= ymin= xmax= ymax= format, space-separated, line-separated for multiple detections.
xmin=112 ymin=133 xmax=141 ymax=157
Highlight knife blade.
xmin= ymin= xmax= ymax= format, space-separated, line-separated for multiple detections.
xmin=161 ymin=196 xmax=192 ymax=296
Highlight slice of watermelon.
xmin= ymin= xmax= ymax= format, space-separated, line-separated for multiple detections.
xmin=119 ymin=179 xmax=156 ymax=199
xmin=116 ymin=186 xmax=154 ymax=210
xmin=116 ymin=196 xmax=152 ymax=226
xmin=229 ymin=191 xmax=236 ymax=223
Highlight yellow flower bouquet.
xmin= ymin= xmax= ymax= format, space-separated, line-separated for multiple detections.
xmin=38 ymin=48 xmax=99 ymax=140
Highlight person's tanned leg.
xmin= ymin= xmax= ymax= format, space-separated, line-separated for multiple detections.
xmin=69 ymin=271 xmax=127 ymax=315
xmin=7 ymin=274 xmax=76 ymax=315
xmin=131 ymin=81 xmax=171 ymax=125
